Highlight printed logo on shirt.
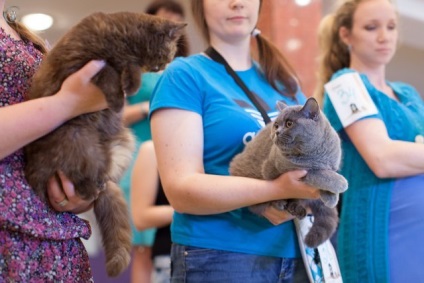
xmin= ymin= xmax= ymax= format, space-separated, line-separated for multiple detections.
xmin=233 ymin=95 xmax=279 ymax=145
xmin=324 ymin=72 xmax=378 ymax=128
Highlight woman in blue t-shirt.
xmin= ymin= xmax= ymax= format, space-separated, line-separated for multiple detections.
xmin=149 ymin=0 xmax=320 ymax=282
xmin=315 ymin=0 xmax=424 ymax=282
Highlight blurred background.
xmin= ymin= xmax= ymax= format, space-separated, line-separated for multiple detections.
xmin=6 ymin=0 xmax=423 ymax=281
xmin=8 ymin=0 xmax=424 ymax=97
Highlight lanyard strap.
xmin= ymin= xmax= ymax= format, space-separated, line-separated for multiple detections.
xmin=204 ymin=47 xmax=271 ymax=124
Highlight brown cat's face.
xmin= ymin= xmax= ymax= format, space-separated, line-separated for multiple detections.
xmin=140 ymin=15 xmax=187 ymax=72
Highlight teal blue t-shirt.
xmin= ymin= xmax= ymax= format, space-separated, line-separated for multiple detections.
xmin=150 ymin=54 xmax=306 ymax=258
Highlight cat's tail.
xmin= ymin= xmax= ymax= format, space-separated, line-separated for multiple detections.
xmin=304 ymin=200 xmax=338 ymax=248
xmin=94 ymin=181 xmax=132 ymax=277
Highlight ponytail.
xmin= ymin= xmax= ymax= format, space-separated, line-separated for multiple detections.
xmin=313 ymin=4 xmax=355 ymax=105
xmin=255 ymin=33 xmax=298 ymax=98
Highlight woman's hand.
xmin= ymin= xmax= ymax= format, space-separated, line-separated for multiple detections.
xmin=57 ymin=60 xmax=108 ymax=118
xmin=261 ymin=170 xmax=319 ymax=225
xmin=47 ymin=171 xmax=98 ymax=214
xmin=273 ymin=170 xmax=320 ymax=200
xmin=262 ymin=206 xmax=295 ymax=225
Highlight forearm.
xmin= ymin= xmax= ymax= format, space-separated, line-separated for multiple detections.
xmin=367 ymin=140 xmax=424 ymax=178
xmin=0 ymin=96 xmax=73 ymax=159
xmin=133 ymin=205 xmax=173 ymax=231
xmin=346 ymin=119 xmax=424 ymax=178
xmin=162 ymin=173 xmax=281 ymax=215
xmin=122 ymin=103 xmax=147 ymax=126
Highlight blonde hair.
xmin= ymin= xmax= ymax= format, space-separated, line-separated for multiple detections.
xmin=313 ymin=0 xmax=394 ymax=105
xmin=191 ymin=0 xmax=298 ymax=98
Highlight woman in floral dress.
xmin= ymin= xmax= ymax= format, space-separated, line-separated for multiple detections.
xmin=0 ymin=2 xmax=107 ymax=282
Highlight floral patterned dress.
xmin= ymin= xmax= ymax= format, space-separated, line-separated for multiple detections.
xmin=0 ymin=28 xmax=93 ymax=282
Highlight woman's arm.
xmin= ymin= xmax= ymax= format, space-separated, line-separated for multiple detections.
xmin=345 ymin=118 xmax=424 ymax=178
xmin=151 ymin=108 xmax=319 ymax=215
xmin=122 ymin=101 xmax=149 ymax=127
xmin=131 ymin=140 xmax=174 ymax=231
xmin=0 ymin=60 xmax=107 ymax=160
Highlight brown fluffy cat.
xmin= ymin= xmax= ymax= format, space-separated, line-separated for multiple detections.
xmin=230 ymin=98 xmax=348 ymax=248
xmin=24 ymin=12 xmax=185 ymax=277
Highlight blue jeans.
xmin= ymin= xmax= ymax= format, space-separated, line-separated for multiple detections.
xmin=170 ymin=244 xmax=308 ymax=283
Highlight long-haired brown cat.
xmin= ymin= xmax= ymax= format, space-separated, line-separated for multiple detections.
xmin=24 ymin=12 xmax=185 ymax=277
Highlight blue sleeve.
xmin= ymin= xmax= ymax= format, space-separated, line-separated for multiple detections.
xmin=150 ymin=58 xmax=203 ymax=116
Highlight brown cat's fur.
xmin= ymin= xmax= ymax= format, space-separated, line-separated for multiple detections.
xmin=24 ymin=12 xmax=185 ymax=277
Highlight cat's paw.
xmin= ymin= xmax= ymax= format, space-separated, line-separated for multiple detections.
xmin=320 ymin=174 xmax=348 ymax=194
xmin=286 ymin=202 xmax=307 ymax=219
xmin=271 ymin=200 xmax=287 ymax=211
xmin=320 ymin=191 xmax=339 ymax=208
xmin=331 ymin=174 xmax=348 ymax=193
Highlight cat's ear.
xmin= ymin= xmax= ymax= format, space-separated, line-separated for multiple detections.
xmin=169 ymin=22 xmax=187 ymax=40
xmin=300 ymin=97 xmax=320 ymax=120
xmin=276 ymin=100 xmax=288 ymax=112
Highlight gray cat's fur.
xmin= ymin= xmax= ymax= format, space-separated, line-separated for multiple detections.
xmin=230 ymin=98 xmax=348 ymax=248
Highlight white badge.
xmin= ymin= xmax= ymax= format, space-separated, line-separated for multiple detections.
xmin=325 ymin=72 xmax=378 ymax=128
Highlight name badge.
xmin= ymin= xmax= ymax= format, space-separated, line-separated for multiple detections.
xmin=325 ymin=72 xmax=378 ymax=128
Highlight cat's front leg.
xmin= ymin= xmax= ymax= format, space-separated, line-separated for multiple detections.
xmin=92 ymin=64 xmax=124 ymax=112
xmin=121 ymin=64 xmax=142 ymax=97
xmin=275 ymin=200 xmax=307 ymax=219
xmin=303 ymin=169 xmax=348 ymax=208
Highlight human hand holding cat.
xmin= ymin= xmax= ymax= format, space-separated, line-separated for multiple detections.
xmin=273 ymin=170 xmax=321 ymax=201
xmin=47 ymin=171 xmax=98 ymax=214
xmin=262 ymin=206 xmax=295 ymax=225
xmin=55 ymin=60 xmax=108 ymax=119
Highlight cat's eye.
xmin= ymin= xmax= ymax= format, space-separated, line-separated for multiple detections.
xmin=273 ymin=122 xmax=279 ymax=130
xmin=285 ymin=120 xmax=293 ymax=128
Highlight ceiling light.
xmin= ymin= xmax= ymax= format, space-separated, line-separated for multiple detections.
xmin=295 ymin=0 xmax=312 ymax=7
xmin=21 ymin=13 xmax=54 ymax=31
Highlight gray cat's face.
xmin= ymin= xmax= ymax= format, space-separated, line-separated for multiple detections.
xmin=271 ymin=98 xmax=323 ymax=155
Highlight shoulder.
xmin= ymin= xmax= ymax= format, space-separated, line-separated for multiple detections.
xmin=390 ymin=81 xmax=420 ymax=96
xmin=165 ymin=54 xmax=211 ymax=73
xmin=330 ymin=68 xmax=355 ymax=80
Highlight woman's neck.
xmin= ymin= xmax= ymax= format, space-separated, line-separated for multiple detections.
xmin=350 ymin=59 xmax=387 ymax=86
xmin=350 ymin=62 xmax=397 ymax=100
xmin=209 ymin=38 xmax=252 ymax=71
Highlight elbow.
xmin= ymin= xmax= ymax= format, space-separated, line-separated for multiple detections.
xmin=166 ymin=198 xmax=187 ymax=214
xmin=132 ymin=218 xmax=150 ymax=231
xmin=131 ymin=209 xmax=147 ymax=231
xmin=367 ymin=158 xmax=396 ymax=179
xmin=131 ymin=215 xmax=144 ymax=231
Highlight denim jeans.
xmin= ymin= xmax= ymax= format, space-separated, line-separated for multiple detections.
xmin=170 ymin=244 xmax=308 ymax=283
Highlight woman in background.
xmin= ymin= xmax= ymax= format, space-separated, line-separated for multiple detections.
xmin=315 ymin=0 xmax=424 ymax=282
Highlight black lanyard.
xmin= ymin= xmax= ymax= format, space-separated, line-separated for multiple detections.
xmin=204 ymin=47 xmax=271 ymax=124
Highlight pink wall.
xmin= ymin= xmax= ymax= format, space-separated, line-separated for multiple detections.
xmin=258 ymin=0 xmax=322 ymax=98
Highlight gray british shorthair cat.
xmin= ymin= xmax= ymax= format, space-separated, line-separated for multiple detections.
xmin=229 ymin=97 xmax=348 ymax=248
